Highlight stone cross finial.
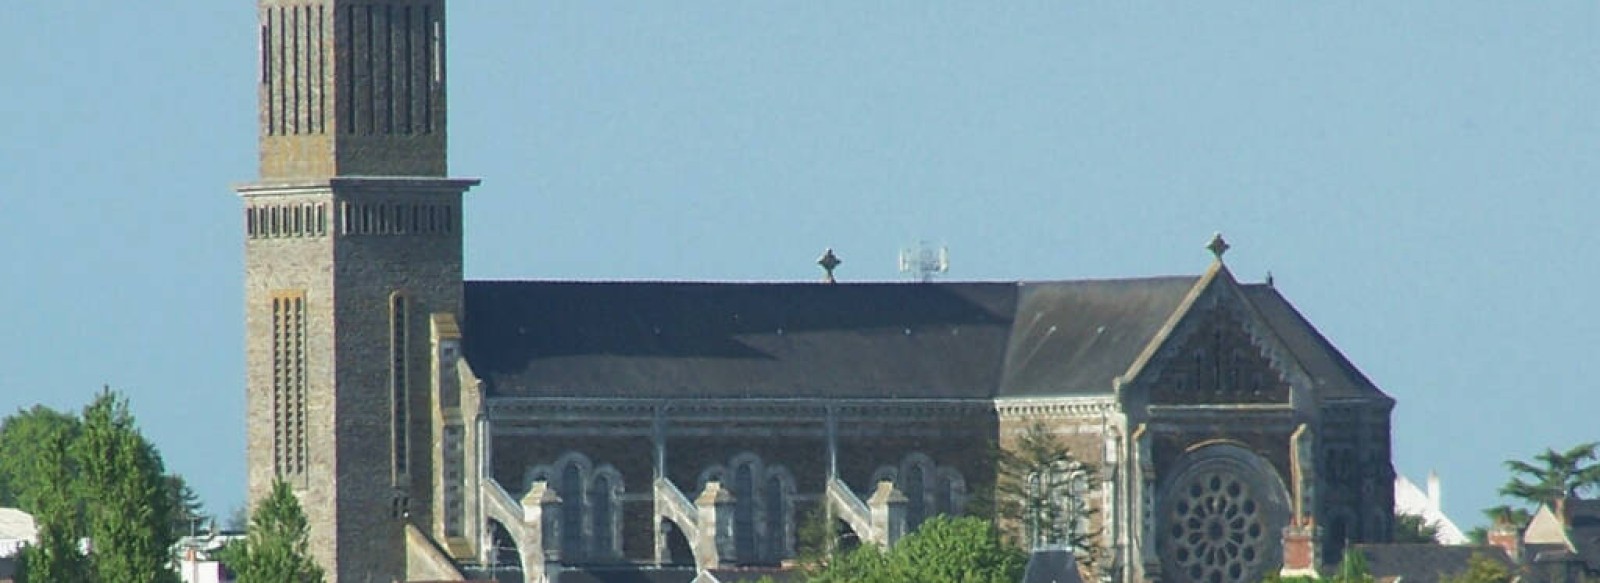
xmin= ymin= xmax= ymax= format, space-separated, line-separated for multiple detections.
xmin=1206 ymin=232 xmax=1230 ymax=261
xmin=818 ymin=248 xmax=842 ymax=283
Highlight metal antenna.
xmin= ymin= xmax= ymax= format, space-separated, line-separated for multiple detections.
xmin=899 ymin=241 xmax=949 ymax=282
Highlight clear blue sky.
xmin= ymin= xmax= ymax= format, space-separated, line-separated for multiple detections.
xmin=2 ymin=3 xmax=1596 ymax=527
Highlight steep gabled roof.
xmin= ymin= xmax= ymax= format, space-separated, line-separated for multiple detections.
xmin=998 ymin=277 xmax=1198 ymax=397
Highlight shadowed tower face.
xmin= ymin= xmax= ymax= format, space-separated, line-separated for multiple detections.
xmin=239 ymin=1 xmax=475 ymax=581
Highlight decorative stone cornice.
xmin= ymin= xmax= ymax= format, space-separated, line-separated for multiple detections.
xmin=994 ymin=396 xmax=1119 ymax=420
xmin=485 ymin=397 xmax=993 ymax=423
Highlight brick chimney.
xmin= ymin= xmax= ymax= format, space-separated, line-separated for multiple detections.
xmin=1487 ymin=511 xmax=1522 ymax=563
xmin=1281 ymin=518 xmax=1321 ymax=578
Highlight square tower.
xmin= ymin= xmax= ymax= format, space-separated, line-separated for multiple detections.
xmin=237 ymin=1 xmax=476 ymax=581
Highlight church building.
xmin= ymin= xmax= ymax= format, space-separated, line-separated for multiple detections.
xmin=235 ymin=2 xmax=1396 ymax=582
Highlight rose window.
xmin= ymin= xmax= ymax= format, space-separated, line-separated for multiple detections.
xmin=1158 ymin=447 xmax=1288 ymax=583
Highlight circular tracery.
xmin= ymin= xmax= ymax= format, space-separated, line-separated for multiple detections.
xmin=1158 ymin=446 xmax=1288 ymax=583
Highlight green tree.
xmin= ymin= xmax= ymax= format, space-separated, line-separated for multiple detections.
xmin=226 ymin=479 xmax=325 ymax=583
xmin=75 ymin=389 xmax=179 ymax=583
xmin=0 ymin=406 xmax=82 ymax=510
xmin=995 ymin=422 xmax=1102 ymax=569
xmin=806 ymin=516 xmax=1024 ymax=583
xmin=887 ymin=516 xmax=1026 ymax=583
xmin=793 ymin=501 xmax=849 ymax=573
xmin=15 ymin=416 xmax=89 ymax=583
xmin=1393 ymin=513 xmax=1441 ymax=544
xmin=1439 ymin=553 xmax=1514 ymax=583
xmin=1333 ymin=548 xmax=1374 ymax=583
xmin=165 ymin=474 xmax=207 ymax=539
xmin=1500 ymin=442 xmax=1600 ymax=509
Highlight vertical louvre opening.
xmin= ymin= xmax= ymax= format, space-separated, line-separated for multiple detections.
xmin=391 ymin=293 xmax=410 ymax=478
xmin=343 ymin=4 xmax=357 ymax=135
xmin=317 ymin=5 xmax=326 ymax=133
xmin=262 ymin=17 xmax=274 ymax=135
xmin=384 ymin=3 xmax=396 ymax=135
xmin=403 ymin=5 xmax=415 ymax=134
xmin=271 ymin=291 xmax=308 ymax=480
xmin=277 ymin=6 xmax=288 ymax=136
xmin=290 ymin=5 xmax=300 ymax=135
xmin=425 ymin=12 xmax=438 ymax=133
xmin=365 ymin=4 xmax=377 ymax=134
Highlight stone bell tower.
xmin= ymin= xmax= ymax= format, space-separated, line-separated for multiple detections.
xmin=237 ymin=1 xmax=476 ymax=581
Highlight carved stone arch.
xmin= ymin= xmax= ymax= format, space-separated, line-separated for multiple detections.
xmin=1156 ymin=443 xmax=1291 ymax=583
xmin=727 ymin=452 xmax=765 ymax=479
xmin=554 ymin=451 xmax=596 ymax=477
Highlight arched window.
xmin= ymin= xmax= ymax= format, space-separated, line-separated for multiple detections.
xmin=589 ymin=473 xmax=615 ymax=557
xmin=764 ymin=474 xmax=787 ymax=561
xmin=522 ymin=453 xmax=624 ymax=564
xmin=936 ymin=468 xmax=967 ymax=517
xmin=702 ymin=454 xmax=791 ymax=565
xmin=561 ymin=463 xmax=585 ymax=558
xmin=875 ymin=454 xmax=966 ymax=533
xmin=733 ymin=463 xmax=757 ymax=561
xmin=903 ymin=462 xmax=928 ymax=530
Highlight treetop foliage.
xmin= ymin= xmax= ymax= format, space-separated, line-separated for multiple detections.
xmin=1470 ymin=442 xmax=1600 ymax=539
xmin=805 ymin=515 xmax=1024 ymax=583
xmin=1500 ymin=442 xmax=1600 ymax=508
xmin=0 ymin=388 xmax=193 ymax=583
xmin=1393 ymin=512 xmax=1442 ymax=544
xmin=221 ymin=479 xmax=325 ymax=583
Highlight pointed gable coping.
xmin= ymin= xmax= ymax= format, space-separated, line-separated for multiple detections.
xmin=1238 ymin=284 xmax=1393 ymax=405
xmin=1116 ymin=262 xmax=1316 ymax=407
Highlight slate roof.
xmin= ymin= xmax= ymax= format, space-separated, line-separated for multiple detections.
xmin=1353 ymin=544 xmax=1514 ymax=583
xmin=463 ymin=281 xmax=1015 ymax=399
xmin=1557 ymin=498 xmax=1600 ymax=571
xmin=461 ymin=275 xmax=1390 ymax=402
xmin=999 ymin=277 xmax=1197 ymax=396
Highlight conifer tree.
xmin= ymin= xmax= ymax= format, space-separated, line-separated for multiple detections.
xmin=16 ymin=417 xmax=89 ymax=583
xmin=75 ymin=388 xmax=179 ymax=583
xmin=226 ymin=479 xmax=325 ymax=583
xmin=995 ymin=422 xmax=1102 ymax=570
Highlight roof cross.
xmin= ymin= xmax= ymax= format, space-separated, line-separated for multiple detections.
xmin=817 ymin=248 xmax=842 ymax=283
xmin=1206 ymin=232 xmax=1231 ymax=261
